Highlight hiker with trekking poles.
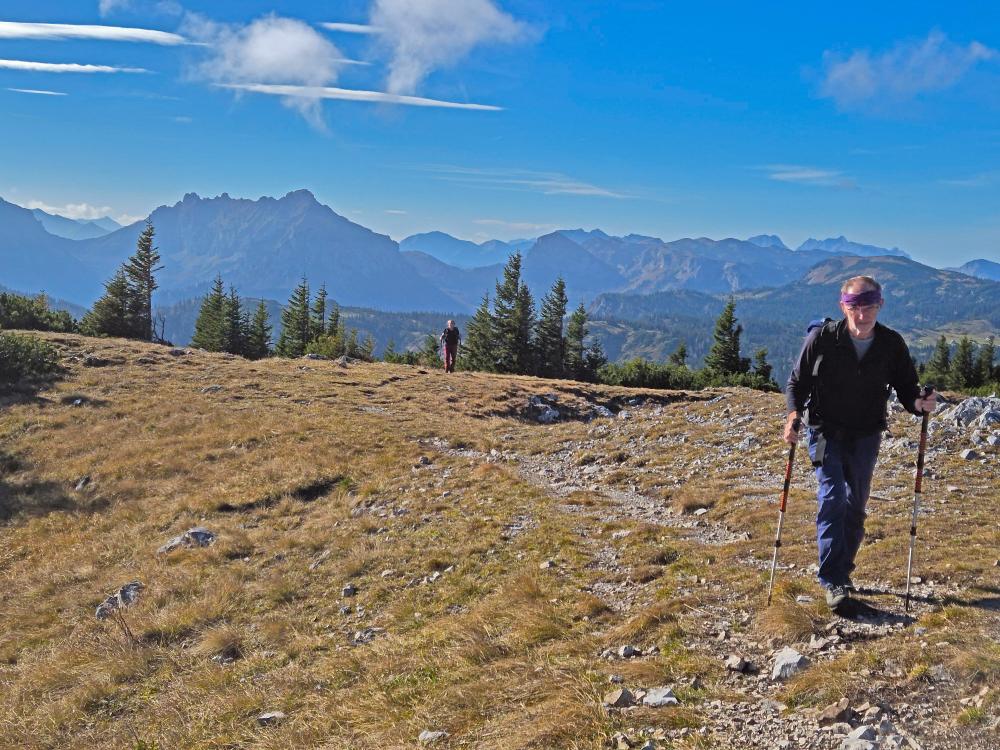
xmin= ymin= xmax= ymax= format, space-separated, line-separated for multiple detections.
xmin=440 ymin=320 xmax=461 ymax=374
xmin=778 ymin=275 xmax=937 ymax=611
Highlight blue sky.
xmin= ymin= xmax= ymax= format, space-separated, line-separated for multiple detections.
xmin=1 ymin=1 xmax=998 ymax=267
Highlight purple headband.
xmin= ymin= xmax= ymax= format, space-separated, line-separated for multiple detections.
xmin=841 ymin=289 xmax=882 ymax=307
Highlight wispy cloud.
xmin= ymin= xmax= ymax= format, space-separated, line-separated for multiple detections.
xmin=819 ymin=30 xmax=997 ymax=110
xmin=384 ymin=209 xmax=408 ymax=214
xmin=940 ymin=170 xmax=1000 ymax=188
xmin=474 ymin=218 xmax=557 ymax=233
xmin=371 ymin=0 xmax=534 ymax=95
xmin=320 ymin=22 xmax=382 ymax=35
xmin=0 ymin=59 xmax=148 ymax=74
xmin=99 ymin=0 xmax=132 ymax=15
xmin=0 ymin=21 xmax=187 ymax=45
xmin=26 ymin=200 xmax=113 ymax=219
xmin=185 ymin=13 xmax=366 ymax=128
xmin=217 ymin=83 xmax=501 ymax=111
xmin=762 ymin=164 xmax=857 ymax=189
xmin=7 ymin=87 xmax=67 ymax=96
xmin=426 ymin=166 xmax=626 ymax=197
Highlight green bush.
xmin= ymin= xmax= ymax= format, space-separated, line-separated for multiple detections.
xmin=0 ymin=292 xmax=76 ymax=332
xmin=0 ymin=332 xmax=61 ymax=384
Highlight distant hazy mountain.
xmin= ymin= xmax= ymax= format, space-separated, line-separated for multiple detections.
xmin=746 ymin=234 xmax=789 ymax=250
xmin=399 ymin=231 xmax=514 ymax=269
xmin=71 ymin=191 xmax=466 ymax=311
xmin=796 ymin=236 xmax=910 ymax=259
xmin=0 ymin=199 xmax=104 ymax=301
xmin=949 ymin=258 xmax=1000 ymax=281
xmin=401 ymin=251 xmax=504 ymax=311
xmin=30 ymin=209 xmax=120 ymax=240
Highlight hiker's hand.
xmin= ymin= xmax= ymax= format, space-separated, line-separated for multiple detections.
xmin=783 ymin=413 xmax=801 ymax=444
xmin=914 ymin=392 xmax=937 ymax=415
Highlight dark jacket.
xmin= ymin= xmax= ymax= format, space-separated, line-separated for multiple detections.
xmin=786 ymin=318 xmax=921 ymax=435
xmin=440 ymin=327 xmax=461 ymax=348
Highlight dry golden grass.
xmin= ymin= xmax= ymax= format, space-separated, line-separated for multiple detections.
xmin=0 ymin=333 xmax=997 ymax=748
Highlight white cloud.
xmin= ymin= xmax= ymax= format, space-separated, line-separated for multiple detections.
xmin=384 ymin=209 xmax=408 ymax=214
xmin=217 ymin=82 xmax=501 ymax=111
xmin=819 ymin=31 xmax=997 ymax=110
xmin=99 ymin=0 xmax=132 ymax=15
xmin=7 ymin=87 xmax=67 ymax=96
xmin=0 ymin=21 xmax=187 ymax=45
xmin=371 ymin=0 xmax=532 ymax=95
xmin=763 ymin=164 xmax=856 ymax=189
xmin=185 ymin=13 xmax=361 ymax=128
xmin=321 ymin=22 xmax=381 ymax=35
xmin=115 ymin=212 xmax=146 ymax=225
xmin=427 ymin=166 xmax=625 ymax=197
xmin=940 ymin=171 xmax=1000 ymax=188
xmin=26 ymin=200 xmax=114 ymax=219
xmin=474 ymin=218 xmax=556 ymax=232
xmin=0 ymin=59 xmax=148 ymax=73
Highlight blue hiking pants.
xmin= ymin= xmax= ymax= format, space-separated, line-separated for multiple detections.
xmin=807 ymin=428 xmax=882 ymax=589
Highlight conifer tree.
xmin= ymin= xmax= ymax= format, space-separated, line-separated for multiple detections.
xmin=564 ymin=303 xmax=588 ymax=380
xmin=244 ymin=300 xmax=272 ymax=360
xmin=949 ymin=336 xmax=976 ymax=389
xmin=311 ymin=284 xmax=328 ymax=343
xmin=752 ymin=347 xmax=773 ymax=382
xmin=191 ymin=276 xmax=228 ymax=352
xmin=976 ymin=335 xmax=995 ymax=385
xmin=360 ymin=334 xmax=375 ymax=361
xmin=462 ymin=294 xmax=496 ymax=372
xmin=123 ymin=221 xmax=163 ymax=341
xmin=535 ymin=278 xmax=567 ymax=378
xmin=514 ymin=282 xmax=536 ymax=374
xmin=704 ymin=298 xmax=749 ymax=375
xmin=668 ymin=341 xmax=688 ymax=368
xmin=492 ymin=252 xmax=527 ymax=374
xmin=276 ymin=277 xmax=311 ymax=358
xmin=326 ymin=301 xmax=341 ymax=337
xmin=80 ymin=269 xmax=132 ymax=338
xmin=224 ymin=287 xmax=244 ymax=356
xmin=923 ymin=335 xmax=951 ymax=387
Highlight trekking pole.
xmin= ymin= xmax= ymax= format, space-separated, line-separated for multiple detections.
xmin=767 ymin=417 xmax=801 ymax=606
xmin=904 ymin=385 xmax=934 ymax=613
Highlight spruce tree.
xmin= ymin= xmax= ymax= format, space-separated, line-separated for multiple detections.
xmin=224 ymin=287 xmax=244 ymax=356
xmin=923 ymin=335 xmax=951 ymax=387
xmin=123 ymin=221 xmax=163 ymax=340
xmin=245 ymin=300 xmax=272 ymax=360
xmin=704 ymin=298 xmax=749 ymax=375
xmin=191 ymin=276 xmax=228 ymax=352
xmin=535 ymin=278 xmax=567 ymax=378
xmin=311 ymin=284 xmax=328 ymax=344
xmin=668 ymin=341 xmax=688 ymax=368
xmin=752 ymin=347 xmax=773 ymax=382
xmin=514 ymin=282 xmax=536 ymax=374
xmin=564 ymin=303 xmax=588 ymax=380
xmin=326 ymin=301 xmax=341 ymax=337
xmin=462 ymin=294 xmax=496 ymax=372
xmin=493 ymin=252 xmax=532 ymax=374
xmin=976 ymin=336 xmax=995 ymax=386
xmin=276 ymin=277 xmax=311 ymax=358
xmin=949 ymin=336 xmax=976 ymax=389
xmin=80 ymin=269 xmax=132 ymax=338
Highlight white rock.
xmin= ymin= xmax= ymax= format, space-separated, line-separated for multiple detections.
xmin=257 ymin=711 xmax=286 ymax=726
xmin=418 ymin=729 xmax=449 ymax=744
xmin=771 ymin=647 xmax=809 ymax=680
xmin=848 ymin=725 xmax=877 ymax=740
xmin=642 ymin=687 xmax=679 ymax=707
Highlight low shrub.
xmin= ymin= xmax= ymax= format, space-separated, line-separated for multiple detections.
xmin=0 ymin=332 xmax=60 ymax=384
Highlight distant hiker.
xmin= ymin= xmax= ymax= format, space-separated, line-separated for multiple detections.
xmin=440 ymin=320 xmax=461 ymax=373
xmin=783 ymin=275 xmax=936 ymax=610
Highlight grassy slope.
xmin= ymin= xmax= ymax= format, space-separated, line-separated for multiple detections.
xmin=0 ymin=333 xmax=997 ymax=749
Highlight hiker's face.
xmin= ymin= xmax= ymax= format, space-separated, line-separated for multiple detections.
xmin=840 ymin=284 xmax=881 ymax=337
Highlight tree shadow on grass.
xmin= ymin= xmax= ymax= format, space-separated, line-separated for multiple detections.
xmin=0 ymin=471 xmax=110 ymax=523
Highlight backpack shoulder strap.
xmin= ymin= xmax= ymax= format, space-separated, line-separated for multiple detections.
xmin=811 ymin=318 xmax=837 ymax=377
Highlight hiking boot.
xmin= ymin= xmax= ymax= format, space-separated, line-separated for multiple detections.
xmin=825 ymin=585 xmax=849 ymax=609
xmin=844 ymin=578 xmax=857 ymax=593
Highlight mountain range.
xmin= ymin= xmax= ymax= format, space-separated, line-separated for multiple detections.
xmin=1 ymin=189 xmax=997 ymax=366
xmin=30 ymin=209 xmax=120 ymax=241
